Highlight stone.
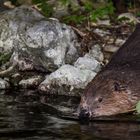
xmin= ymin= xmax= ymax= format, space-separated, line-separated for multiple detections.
xmin=0 ymin=6 xmax=79 ymax=72
xmin=118 ymin=13 xmax=138 ymax=24
xmin=93 ymin=29 xmax=110 ymax=37
xmin=11 ymin=73 xmax=22 ymax=86
xmin=97 ymin=19 xmax=110 ymax=26
xmin=74 ymin=44 xmax=103 ymax=73
xmin=104 ymin=45 xmax=119 ymax=53
xmin=115 ymin=38 xmax=125 ymax=47
xmin=85 ymin=44 xmax=104 ymax=62
xmin=0 ymin=78 xmax=10 ymax=89
xmin=74 ymin=56 xmax=101 ymax=73
xmin=19 ymin=76 xmax=43 ymax=88
xmin=39 ymin=65 xmax=96 ymax=95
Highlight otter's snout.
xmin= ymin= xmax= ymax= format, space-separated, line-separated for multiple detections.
xmin=78 ymin=109 xmax=90 ymax=121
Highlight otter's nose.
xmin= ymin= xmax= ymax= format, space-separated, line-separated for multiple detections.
xmin=78 ymin=109 xmax=90 ymax=121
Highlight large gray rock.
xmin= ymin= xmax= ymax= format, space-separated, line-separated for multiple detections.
xmin=39 ymin=65 xmax=96 ymax=96
xmin=0 ymin=6 xmax=79 ymax=72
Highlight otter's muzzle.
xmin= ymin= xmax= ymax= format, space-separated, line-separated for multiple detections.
xmin=78 ymin=109 xmax=90 ymax=121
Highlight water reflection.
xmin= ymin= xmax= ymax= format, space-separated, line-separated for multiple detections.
xmin=80 ymin=122 xmax=140 ymax=140
xmin=0 ymin=90 xmax=140 ymax=140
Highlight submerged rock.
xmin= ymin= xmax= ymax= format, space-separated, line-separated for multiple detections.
xmin=39 ymin=65 xmax=96 ymax=96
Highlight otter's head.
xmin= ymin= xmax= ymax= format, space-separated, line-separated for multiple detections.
xmin=78 ymin=71 xmax=135 ymax=119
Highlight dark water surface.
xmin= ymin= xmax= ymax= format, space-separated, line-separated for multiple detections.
xmin=0 ymin=90 xmax=140 ymax=140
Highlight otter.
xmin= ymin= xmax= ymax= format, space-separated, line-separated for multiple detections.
xmin=78 ymin=24 xmax=140 ymax=119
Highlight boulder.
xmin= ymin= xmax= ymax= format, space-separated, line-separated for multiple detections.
xmin=39 ymin=65 xmax=96 ymax=96
xmin=0 ymin=6 xmax=79 ymax=72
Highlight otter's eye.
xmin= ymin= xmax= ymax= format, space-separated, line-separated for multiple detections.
xmin=98 ymin=97 xmax=103 ymax=102
xmin=114 ymin=82 xmax=127 ymax=92
xmin=114 ymin=82 xmax=120 ymax=91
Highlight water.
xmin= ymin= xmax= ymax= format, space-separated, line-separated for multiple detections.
xmin=0 ymin=90 xmax=140 ymax=140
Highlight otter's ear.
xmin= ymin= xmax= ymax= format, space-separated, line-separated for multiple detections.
xmin=113 ymin=82 xmax=126 ymax=92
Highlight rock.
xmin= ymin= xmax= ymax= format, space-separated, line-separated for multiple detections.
xmin=74 ymin=44 xmax=103 ymax=72
xmin=0 ymin=78 xmax=10 ymax=89
xmin=93 ymin=29 xmax=110 ymax=37
xmin=85 ymin=44 xmax=104 ymax=62
xmin=11 ymin=73 xmax=22 ymax=86
xmin=74 ymin=57 xmax=101 ymax=72
xmin=39 ymin=65 xmax=96 ymax=96
xmin=19 ymin=76 xmax=43 ymax=89
xmin=4 ymin=1 xmax=15 ymax=8
xmin=0 ymin=6 xmax=79 ymax=72
xmin=97 ymin=19 xmax=110 ymax=26
xmin=115 ymin=38 xmax=125 ymax=46
xmin=103 ymin=52 xmax=112 ymax=64
xmin=104 ymin=45 xmax=119 ymax=53
xmin=118 ymin=13 xmax=138 ymax=24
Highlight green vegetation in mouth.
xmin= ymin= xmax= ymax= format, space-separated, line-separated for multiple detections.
xmin=136 ymin=101 xmax=140 ymax=114
xmin=0 ymin=52 xmax=12 ymax=66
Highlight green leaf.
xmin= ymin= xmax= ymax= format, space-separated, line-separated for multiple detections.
xmin=136 ymin=101 xmax=140 ymax=114
xmin=39 ymin=2 xmax=53 ymax=17
xmin=84 ymin=1 xmax=93 ymax=12
xmin=63 ymin=15 xmax=86 ymax=24
xmin=60 ymin=0 xmax=70 ymax=5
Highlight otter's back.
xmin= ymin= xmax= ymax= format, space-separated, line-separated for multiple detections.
xmin=106 ymin=24 xmax=140 ymax=70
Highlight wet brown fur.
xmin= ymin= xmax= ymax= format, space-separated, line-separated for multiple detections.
xmin=78 ymin=24 xmax=140 ymax=118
